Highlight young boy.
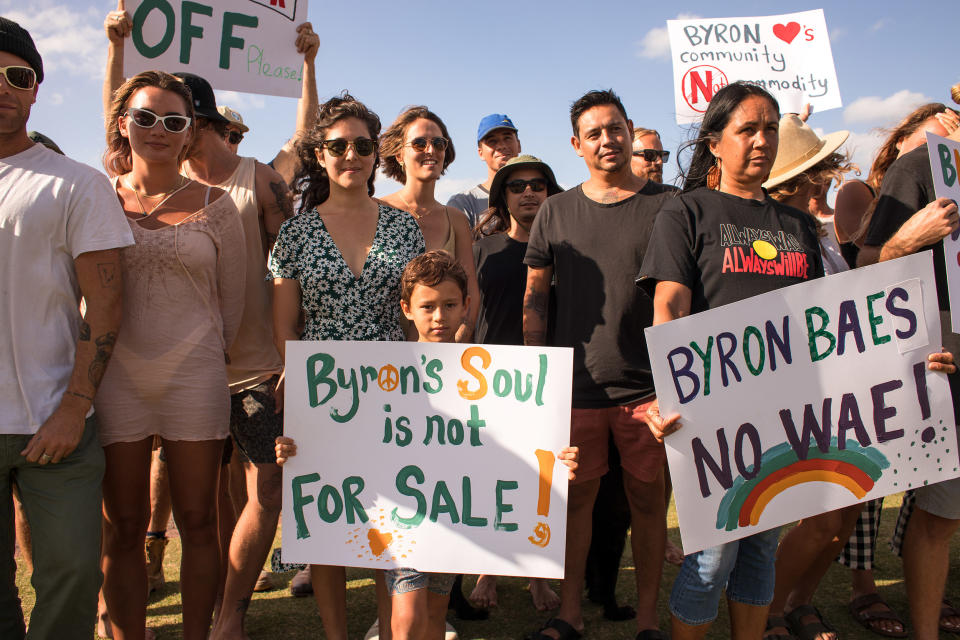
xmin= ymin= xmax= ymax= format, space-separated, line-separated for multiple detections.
xmin=277 ymin=251 xmax=578 ymax=639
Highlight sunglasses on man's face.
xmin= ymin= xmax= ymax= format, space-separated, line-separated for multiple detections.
xmin=406 ymin=137 xmax=449 ymax=153
xmin=0 ymin=65 xmax=36 ymax=91
xmin=633 ymin=149 xmax=669 ymax=162
xmin=322 ymin=137 xmax=376 ymax=157
xmin=505 ymin=178 xmax=548 ymax=194
xmin=125 ymin=107 xmax=191 ymax=133
xmin=226 ymin=131 xmax=244 ymax=145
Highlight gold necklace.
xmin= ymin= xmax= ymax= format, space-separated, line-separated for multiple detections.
xmin=125 ymin=176 xmax=189 ymax=217
xmin=398 ymin=193 xmax=435 ymax=221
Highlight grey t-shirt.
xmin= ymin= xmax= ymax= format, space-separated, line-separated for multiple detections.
xmin=447 ymin=184 xmax=488 ymax=228
xmin=524 ymin=182 xmax=674 ymax=408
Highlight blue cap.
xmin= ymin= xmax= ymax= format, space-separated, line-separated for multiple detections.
xmin=477 ymin=114 xmax=517 ymax=143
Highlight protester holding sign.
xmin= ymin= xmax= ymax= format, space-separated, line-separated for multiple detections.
xmin=380 ymin=107 xmax=481 ymax=342
xmin=96 ymin=70 xmax=246 ymax=640
xmin=638 ymin=81 xmax=825 ymax=640
xmin=857 ymin=85 xmax=960 ymax=640
xmin=270 ymin=93 xmax=425 ymax=640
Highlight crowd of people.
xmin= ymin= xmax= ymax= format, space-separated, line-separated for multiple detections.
xmin=2 ymin=8 xmax=960 ymax=640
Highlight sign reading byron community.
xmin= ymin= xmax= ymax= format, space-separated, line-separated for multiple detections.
xmin=667 ymin=9 xmax=841 ymax=123
xmin=645 ymin=253 xmax=958 ymax=554
xmin=927 ymin=131 xmax=960 ymax=333
xmin=281 ymin=341 xmax=573 ymax=578
xmin=123 ymin=0 xmax=307 ymax=98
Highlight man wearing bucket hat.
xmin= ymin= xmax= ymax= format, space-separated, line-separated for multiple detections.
xmin=448 ymin=114 xmax=521 ymax=228
xmin=218 ymin=105 xmax=249 ymax=154
xmin=0 ymin=17 xmax=134 ymax=637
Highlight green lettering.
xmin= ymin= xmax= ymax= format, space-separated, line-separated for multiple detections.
xmin=360 ymin=365 xmax=378 ymax=392
xmin=317 ymin=484 xmax=342 ymax=523
xmin=494 ymin=480 xmax=518 ymax=531
xmin=330 ymin=367 xmax=359 ymax=423
xmin=467 ymin=404 xmax=486 ymax=446
xmin=391 ymin=465 xmax=426 ymax=528
xmin=341 ymin=476 xmax=368 ymax=524
xmin=534 ymin=354 xmax=547 ymax=406
xmin=306 ymin=353 xmax=336 ymax=407
xmin=460 ymin=477 xmax=487 ymax=527
xmin=179 ymin=2 xmax=212 ymax=63
xmin=939 ymin=143 xmax=957 ymax=187
xmin=429 ymin=481 xmax=460 ymax=524
xmin=291 ymin=473 xmax=319 ymax=539
xmin=399 ymin=365 xmax=420 ymax=394
xmin=492 ymin=370 xmax=511 ymax=397
xmin=423 ymin=358 xmax=443 ymax=393
xmin=220 ymin=12 xmax=258 ymax=69
xmin=132 ymin=0 xmax=175 ymax=59
xmin=690 ymin=337 xmax=714 ymax=396
xmin=742 ymin=325 xmax=765 ymax=376
xmin=805 ymin=306 xmax=836 ymax=362
xmin=866 ymin=292 xmax=891 ymax=345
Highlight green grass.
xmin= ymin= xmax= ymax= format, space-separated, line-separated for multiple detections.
xmin=15 ymin=494 xmax=960 ymax=638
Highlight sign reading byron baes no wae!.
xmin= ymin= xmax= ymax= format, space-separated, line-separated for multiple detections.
xmin=667 ymin=9 xmax=841 ymax=123
xmin=927 ymin=132 xmax=960 ymax=333
xmin=281 ymin=341 xmax=573 ymax=578
xmin=123 ymin=0 xmax=307 ymax=98
xmin=645 ymin=252 xmax=959 ymax=554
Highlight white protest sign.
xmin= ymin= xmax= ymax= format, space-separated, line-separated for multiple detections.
xmin=927 ymin=132 xmax=960 ymax=333
xmin=281 ymin=341 xmax=573 ymax=578
xmin=645 ymin=253 xmax=958 ymax=554
xmin=667 ymin=9 xmax=841 ymax=123
xmin=123 ymin=0 xmax=307 ymax=98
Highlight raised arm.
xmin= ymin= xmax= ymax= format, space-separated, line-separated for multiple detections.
xmin=103 ymin=0 xmax=131 ymax=131
xmin=522 ymin=265 xmax=552 ymax=346
xmin=255 ymin=162 xmax=295 ymax=258
xmin=271 ymin=22 xmax=320 ymax=186
xmin=21 ymin=249 xmax=123 ymax=463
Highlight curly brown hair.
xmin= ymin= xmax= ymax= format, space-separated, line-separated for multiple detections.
xmin=102 ymin=71 xmax=194 ymax=177
xmin=379 ymin=106 xmax=455 ymax=183
xmin=400 ymin=250 xmax=467 ymax=303
xmin=292 ymin=92 xmax=381 ymax=214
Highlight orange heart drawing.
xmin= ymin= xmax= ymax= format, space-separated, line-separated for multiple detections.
xmin=367 ymin=528 xmax=393 ymax=557
xmin=773 ymin=22 xmax=801 ymax=44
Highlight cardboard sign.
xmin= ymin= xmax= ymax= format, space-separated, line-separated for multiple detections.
xmin=927 ymin=132 xmax=960 ymax=333
xmin=645 ymin=253 xmax=958 ymax=553
xmin=123 ymin=0 xmax=307 ymax=98
xmin=667 ymin=9 xmax=841 ymax=123
xmin=280 ymin=341 xmax=573 ymax=578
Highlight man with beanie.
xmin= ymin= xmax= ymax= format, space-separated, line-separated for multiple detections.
xmin=0 ymin=18 xmax=134 ymax=638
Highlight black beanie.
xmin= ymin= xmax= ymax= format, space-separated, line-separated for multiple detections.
xmin=0 ymin=17 xmax=43 ymax=84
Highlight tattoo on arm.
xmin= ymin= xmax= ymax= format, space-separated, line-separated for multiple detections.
xmin=523 ymin=286 xmax=549 ymax=346
xmin=88 ymin=331 xmax=118 ymax=388
xmin=523 ymin=330 xmax=547 ymax=346
xmin=97 ymin=263 xmax=119 ymax=288
xmin=66 ymin=390 xmax=95 ymax=403
xmin=524 ymin=289 xmax=549 ymax=318
xmin=79 ymin=320 xmax=91 ymax=341
xmin=269 ymin=180 xmax=294 ymax=221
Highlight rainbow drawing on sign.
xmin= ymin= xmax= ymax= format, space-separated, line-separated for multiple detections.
xmin=716 ymin=439 xmax=888 ymax=531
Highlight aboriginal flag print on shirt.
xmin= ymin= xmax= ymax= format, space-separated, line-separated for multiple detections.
xmin=638 ymin=187 xmax=824 ymax=314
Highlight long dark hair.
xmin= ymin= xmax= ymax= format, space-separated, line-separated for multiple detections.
xmin=473 ymin=206 xmax=509 ymax=238
xmin=680 ymin=82 xmax=780 ymax=193
xmin=292 ymin=92 xmax=381 ymax=214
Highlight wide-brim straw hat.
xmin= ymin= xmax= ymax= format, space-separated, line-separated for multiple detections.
xmin=763 ymin=114 xmax=848 ymax=189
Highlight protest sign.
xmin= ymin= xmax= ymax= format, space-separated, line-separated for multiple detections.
xmin=645 ymin=253 xmax=958 ymax=554
xmin=667 ymin=9 xmax=841 ymax=123
xmin=927 ymin=131 xmax=960 ymax=333
xmin=123 ymin=0 xmax=307 ymax=98
xmin=281 ymin=341 xmax=573 ymax=578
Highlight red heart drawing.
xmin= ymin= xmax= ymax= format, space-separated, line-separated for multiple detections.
xmin=773 ymin=22 xmax=801 ymax=44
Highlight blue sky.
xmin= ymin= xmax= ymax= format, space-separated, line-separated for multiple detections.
xmin=7 ymin=0 xmax=959 ymax=202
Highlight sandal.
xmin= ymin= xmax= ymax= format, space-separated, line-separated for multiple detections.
xmin=764 ymin=615 xmax=796 ymax=640
xmin=943 ymin=599 xmax=960 ymax=635
xmin=848 ymin=593 xmax=907 ymax=638
xmin=786 ymin=604 xmax=837 ymax=640
xmin=527 ymin=618 xmax=582 ymax=640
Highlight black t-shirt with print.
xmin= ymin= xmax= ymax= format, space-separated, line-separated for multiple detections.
xmin=864 ymin=145 xmax=948 ymax=309
xmin=525 ymin=181 xmax=675 ymax=408
xmin=638 ymin=188 xmax=824 ymax=312
xmin=473 ymin=233 xmax=528 ymax=346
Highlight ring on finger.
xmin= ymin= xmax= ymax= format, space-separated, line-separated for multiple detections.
xmin=40 ymin=453 xmax=52 ymax=463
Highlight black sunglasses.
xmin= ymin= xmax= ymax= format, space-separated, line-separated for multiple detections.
xmin=406 ymin=137 xmax=449 ymax=153
xmin=226 ymin=131 xmax=244 ymax=145
xmin=322 ymin=137 xmax=376 ymax=157
xmin=126 ymin=107 xmax=191 ymax=133
xmin=0 ymin=65 xmax=36 ymax=91
xmin=505 ymin=178 xmax=548 ymax=194
xmin=633 ymin=149 xmax=669 ymax=162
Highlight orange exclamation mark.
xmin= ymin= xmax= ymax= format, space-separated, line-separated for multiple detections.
xmin=529 ymin=449 xmax=555 ymax=547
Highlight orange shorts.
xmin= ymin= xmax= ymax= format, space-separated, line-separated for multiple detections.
xmin=570 ymin=397 xmax=665 ymax=484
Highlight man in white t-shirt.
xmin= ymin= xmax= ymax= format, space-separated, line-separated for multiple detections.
xmin=0 ymin=18 xmax=134 ymax=638
xmin=447 ymin=114 xmax=521 ymax=228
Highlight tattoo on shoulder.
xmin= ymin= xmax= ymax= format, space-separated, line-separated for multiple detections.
xmin=269 ymin=180 xmax=294 ymax=220
xmin=79 ymin=320 xmax=91 ymax=341
xmin=88 ymin=331 xmax=118 ymax=389
xmin=97 ymin=262 xmax=119 ymax=288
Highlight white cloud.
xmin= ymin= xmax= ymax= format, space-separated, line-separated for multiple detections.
xmin=829 ymin=28 xmax=847 ymax=43
xmin=842 ymin=130 xmax=885 ymax=178
xmin=2 ymin=2 xmax=107 ymax=76
xmin=215 ymin=90 xmax=267 ymax=112
xmin=870 ymin=19 xmax=892 ymax=32
xmin=636 ymin=13 xmax=701 ymax=60
xmin=843 ymin=90 xmax=933 ymax=125
xmin=48 ymin=92 xmax=64 ymax=105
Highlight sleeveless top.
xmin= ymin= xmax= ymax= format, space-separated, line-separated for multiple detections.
xmin=217 ymin=157 xmax=284 ymax=392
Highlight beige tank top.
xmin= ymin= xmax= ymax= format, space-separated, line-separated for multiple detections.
xmin=218 ymin=157 xmax=284 ymax=392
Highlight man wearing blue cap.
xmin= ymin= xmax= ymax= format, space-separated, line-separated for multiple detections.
xmin=447 ymin=114 xmax=521 ymax=228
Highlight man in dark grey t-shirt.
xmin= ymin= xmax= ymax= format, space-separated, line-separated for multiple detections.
xmin=523 ymin=89 xmax=672 ymax=640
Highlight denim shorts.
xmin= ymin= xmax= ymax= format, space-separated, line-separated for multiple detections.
xmin=669 ymin=527 xmax=780 ymax=625
xmin=384 ymin=568 xmax=456 ymax=596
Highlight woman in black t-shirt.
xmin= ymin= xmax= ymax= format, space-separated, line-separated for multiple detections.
xmin=638 ymin=82 xmax=824 ymax=640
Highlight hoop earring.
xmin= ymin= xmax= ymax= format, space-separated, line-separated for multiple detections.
xmin=707 ymin=157 xmax=722 ymax=191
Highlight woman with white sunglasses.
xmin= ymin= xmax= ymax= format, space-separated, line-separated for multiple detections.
xmin=96 ymin=70 xmax=246 ymax=640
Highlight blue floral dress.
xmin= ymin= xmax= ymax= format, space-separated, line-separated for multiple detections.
xmin=268 ymin=203 xmax=424 ymax=340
